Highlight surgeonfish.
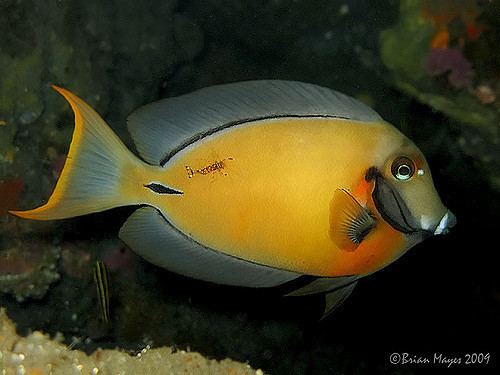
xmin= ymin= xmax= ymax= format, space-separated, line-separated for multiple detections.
xmin=93 ymin=260 xmax=110 ymax=324
xmin=10 ymin=81 xmax=456 ymax=317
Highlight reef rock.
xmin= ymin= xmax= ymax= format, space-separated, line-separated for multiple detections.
xmin=380 ymin=0 xmax=500 ymax=191
xmin=0 ymin=0 xmax=203 ymax=211
xmin=0 ymin=308 xmax=263 ymax=375
xmin=0 ymin=240 xmax=60 ymax=302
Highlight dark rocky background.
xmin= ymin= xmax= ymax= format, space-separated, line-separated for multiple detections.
xmin=1 ymin=0 xmax=498 ymax=374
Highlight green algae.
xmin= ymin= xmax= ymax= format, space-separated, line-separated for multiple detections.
xmin=380 ymin=0 xmax=500 ymax=191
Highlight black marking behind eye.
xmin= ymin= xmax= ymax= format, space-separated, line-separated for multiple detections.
xmin=365 ymin=166 xmax=379 ymax=182
xmin=145 ymin=183 xmax=183 ymax=195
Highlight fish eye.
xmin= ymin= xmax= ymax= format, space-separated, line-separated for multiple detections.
xmin=391 ymin=156 xmax=415 ymax=181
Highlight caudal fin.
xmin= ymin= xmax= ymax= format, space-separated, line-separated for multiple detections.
xmin=10 ymin=86 xmax=138 ymax=220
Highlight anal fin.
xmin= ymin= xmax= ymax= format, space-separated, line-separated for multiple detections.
xmin=119 ymin=207 xmax=301 ymax=288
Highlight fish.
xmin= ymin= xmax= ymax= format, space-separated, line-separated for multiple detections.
xmin=93 ymin=260 xmax=110 ymax=324
xmin=10 ymin=81 xmax=456 ymax=317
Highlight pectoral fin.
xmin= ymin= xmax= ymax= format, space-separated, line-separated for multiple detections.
xmin=329 ymin=189 xmax=376 ymax=251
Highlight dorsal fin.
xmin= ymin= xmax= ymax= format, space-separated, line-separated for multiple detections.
xmin=127 ymin=80 xmax=382 ymax=165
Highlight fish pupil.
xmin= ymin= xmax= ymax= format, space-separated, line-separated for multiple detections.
xmin=398 ymin=165 xmax=410 ymax=176
xmin=391 ymin=156 xmax=415 ymax=180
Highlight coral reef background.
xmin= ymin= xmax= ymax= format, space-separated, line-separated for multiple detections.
xmin=1 ymin=0 xmax=498 ymax=374
xmin=0 ymin=309 xmax=262 ymax=374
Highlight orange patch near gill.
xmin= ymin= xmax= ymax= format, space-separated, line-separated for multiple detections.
xmin=330 ymin=220 xmax=406 ymax=276
xmin=351 ymin=175 xmax=373 ymax=206
xmin=327 ymin=174 xmax=407 ymax=276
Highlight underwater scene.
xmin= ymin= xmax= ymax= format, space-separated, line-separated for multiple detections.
xmin=0 ymin=0 xmax=499 ymax=374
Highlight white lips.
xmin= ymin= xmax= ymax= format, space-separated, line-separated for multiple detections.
xmin=434 ymin=211 xmax=457 ymax=235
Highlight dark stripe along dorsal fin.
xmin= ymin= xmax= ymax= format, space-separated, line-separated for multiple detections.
xmin=329 ymin=189 xmax=377 ymax=251
xmin=127 ymin=80 xmax=382 ymax=165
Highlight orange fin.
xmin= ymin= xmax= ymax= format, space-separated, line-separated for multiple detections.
xmin=329 ymin=189 xmax=376 ymax=251
xmin=10 ymin=86 xmax=136 ymax=221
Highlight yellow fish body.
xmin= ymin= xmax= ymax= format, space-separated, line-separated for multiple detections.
xmin=11 ymin=81 xmax=455 ymax=316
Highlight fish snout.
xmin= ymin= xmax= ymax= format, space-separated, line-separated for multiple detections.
xmin=433 ymin=210 xmax=456 ymax=235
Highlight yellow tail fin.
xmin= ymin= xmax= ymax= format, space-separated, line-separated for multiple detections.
xmin=10 ymin=86 xmax=139 ymax=220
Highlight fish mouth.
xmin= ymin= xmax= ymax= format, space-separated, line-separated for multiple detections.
xmin=371 ymin=173 xmax=420 ymax=234
xmin=370 ymin=170 xmax=456 ymax=237
xmin=433 ymin=210 xmax=457 ymax=235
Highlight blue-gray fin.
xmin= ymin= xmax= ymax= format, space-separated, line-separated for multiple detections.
xmin=321 ymin=282 xmax=357 ymax=320
xmin=285 ymin=275 xmax=359 ymax=297
xmin=118 ymin=206 xmax=301 ymax=287
xmin=127 ymin=80 xmax=383 ymax=165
